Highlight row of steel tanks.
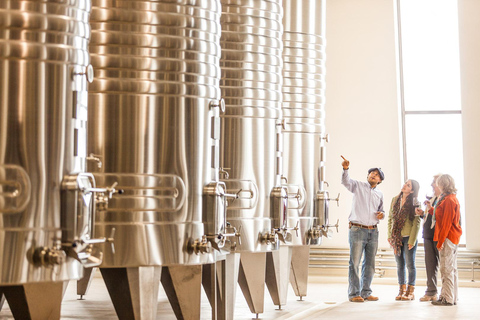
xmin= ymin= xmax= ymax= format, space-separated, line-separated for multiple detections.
xmin=0 ymin=1 xmax=117 ymax=319
xmin=0 ymin=0 xmax=335 ymax=319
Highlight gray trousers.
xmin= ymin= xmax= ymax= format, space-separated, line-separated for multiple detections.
xmin=423 ymin=239 xmax=439 ymax=295
xmin=439 ymin=238 xmax=459 ymax=304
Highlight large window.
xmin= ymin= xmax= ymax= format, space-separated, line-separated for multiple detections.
xmin=398 ymin=0 xmax=466 ymax=243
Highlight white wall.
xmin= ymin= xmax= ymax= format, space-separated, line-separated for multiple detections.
xmin=321 ymin=0 xmax=402 ymax=249
xmin=321 ymin=0 xmax=480 ymax=251
xmin=458 ymin=0 xmax=480 ymax=251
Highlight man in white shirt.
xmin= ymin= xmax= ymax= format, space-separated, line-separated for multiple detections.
xmin=341 ymin=156 xmax=385 ymax=302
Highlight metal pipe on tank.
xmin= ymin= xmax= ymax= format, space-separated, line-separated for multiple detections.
xmin=0 ymin=1 xmax=108 ymax=318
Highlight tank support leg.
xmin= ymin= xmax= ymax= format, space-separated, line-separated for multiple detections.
xmin=161 ymin=265 xmax=202 ymax=320
xmin=101 ymin=266 xmax=162 ymax=320
xmin=0 ymin=281 xmax=65 ymax=320
xmin=77 ymin=267 xmax=96 ymax=299
xmin=289 ymin=246 xmax=310 ymax=299
xmin=203 ymin=253 xmax=240 ymax=320
xmin=238 ymin=252 xmax=266 ymax=315
xmin=266 ymin=246 xmax=292 ymax=308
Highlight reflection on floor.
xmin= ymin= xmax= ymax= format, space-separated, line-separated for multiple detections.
xmin=1 ymin=274 xmax=480 ymax=319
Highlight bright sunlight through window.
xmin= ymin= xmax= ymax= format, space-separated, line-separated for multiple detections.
xmin=398 ymin=0 xmax=466 ymax=244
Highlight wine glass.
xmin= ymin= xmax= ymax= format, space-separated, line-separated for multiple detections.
xmin=423 ymin=193 xmax=433 ymax=214
xmin=414 ymin=197 xmax=423 ymax=216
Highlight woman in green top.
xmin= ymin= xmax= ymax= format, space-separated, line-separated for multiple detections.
xmin=388 ymin=179 xmax=421 ymax=301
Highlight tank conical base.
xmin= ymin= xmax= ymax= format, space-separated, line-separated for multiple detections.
xmin=161 ymin=265 xmax=203 ymax=320
xmin=238 ymin=252 xmax=266 ymax=314
xmin=290 ymin=246 xmax=310 ymax=299
xmin=77 ymin=267 xmax=96 ymax=299
xmin=0 ymin=281 xmax=66 ymax=320
xmin=266 ymin=246 xmax=292 ymax=307
xmin=203 ymin=253 xmax=240 ymax=320
xmin=100 ymin=267 xmax=162 ymax=320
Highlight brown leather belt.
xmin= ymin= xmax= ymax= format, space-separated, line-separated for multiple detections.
xmin=349 ymin=222 xmax=377 ymax=229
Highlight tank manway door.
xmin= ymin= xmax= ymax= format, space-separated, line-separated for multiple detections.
xmin=199 ymin=181 xmax=242 ymax=254
xmin=60 ymin=173 xmax=117 ymax=268
xmin=309 ymin=191 xmax=340 ymax=244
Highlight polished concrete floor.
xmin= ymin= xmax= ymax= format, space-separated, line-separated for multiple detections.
xmin=1 ymin=273 xmax=480 ymax=319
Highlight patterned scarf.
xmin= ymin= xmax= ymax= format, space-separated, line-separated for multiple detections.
xmin=388 ymin=194 xmax=411 ymax=256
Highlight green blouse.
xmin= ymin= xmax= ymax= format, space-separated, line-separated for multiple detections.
xmin=387 ymin=195 xmax=422 ymax=246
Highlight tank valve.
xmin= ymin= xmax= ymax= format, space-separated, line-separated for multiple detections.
xmin=322 ymin=219 xmax=340 ymax=238
xmin=277 ymin=221 xmax=299 ymax=243
xmin=308 ymin=227 xmax=322 ymax=240
xmin=86 ymin=153 xmax=103 ymax=168
xmin=262 ymin=229 xmax=279 ymax=246
xmin=187 ymin=236 xmax=212 ymax=255
xmin=205 ymin=223 xmax=242 ymax=252
xmin=32 ymin=247 xmax=66 ymax=266
xmin=92 ymin=182 xmax=124 ymax=211
xmin=308 ymin=219 xmax=340 ymax=240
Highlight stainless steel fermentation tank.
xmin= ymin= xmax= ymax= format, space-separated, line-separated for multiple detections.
xmin=281 ymin=0 xmax=337 ymax=303
xmin=0 ymin=1 xmax=108 ymax=319
xmin=87 ymin=1 xmax=228 ymax=319
xmin=219 ymin=0 xmax=289 ymax=316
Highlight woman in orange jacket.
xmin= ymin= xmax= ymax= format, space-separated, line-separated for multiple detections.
xmin=418 ymin=174 xmax=462 ymax=306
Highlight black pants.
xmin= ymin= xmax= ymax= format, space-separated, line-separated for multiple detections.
xmin=423 ymin=239 xmax=440 ymax=295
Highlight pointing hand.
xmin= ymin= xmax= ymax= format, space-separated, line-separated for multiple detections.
xmin=341 ymin=155 xmax=350 ymax=170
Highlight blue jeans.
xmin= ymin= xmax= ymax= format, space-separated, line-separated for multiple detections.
xmin=348 ymin=226 xmax=379 ymax=299
xmin=394 ymin=236 xmax=418 ymax=286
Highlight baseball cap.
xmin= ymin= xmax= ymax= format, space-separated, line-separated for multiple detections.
xmin=368 ymin=168 xmax=385 ymax=181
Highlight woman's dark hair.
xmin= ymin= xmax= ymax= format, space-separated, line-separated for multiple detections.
xmin=399 ymin=179 xmax=420 ymax=221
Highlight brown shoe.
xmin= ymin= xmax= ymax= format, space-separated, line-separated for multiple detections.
xmin=419 ymin=294 xmax=438 ymax=302
xmin=349 ymin=296 xmax=365 ymax=302
xmin=364 ymin=295 xmax=379 ymax=301
xmin=396 ymin=284 xmax=406 ymax=301
xmin=401 ymin=285 xmax=415 ymax=301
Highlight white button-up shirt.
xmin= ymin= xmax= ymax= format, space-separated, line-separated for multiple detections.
xmin=342 ymin=169 xmax=384 ymax=226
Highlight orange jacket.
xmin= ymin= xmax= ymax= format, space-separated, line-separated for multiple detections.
xmin=430 ymin=194 xmax=462 ymax=249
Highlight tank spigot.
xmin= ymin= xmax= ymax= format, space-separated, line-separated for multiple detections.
xmin=322 ymin=219 xmax=340 ymax=236
xmin=262 ymin=229 xmax=279 ymax=245
xmin=187 ymin=236 xmax=212 ymax=255
xmin=331 ymin=193 xmax=340 ymax=206
xmin=309 ymin=219 xmax=340 ymax=240
xmin=93 ymin=182 xmax=124 ymax=211
xmin=222 ymin=224 xmax=242 ymax=246
xmin=106 ymin=228 xmax=116 ymax=254
xmin=32 ymin=247 xmax=67 ymax=266
xmin=308 ymin=227 xmax=322 ymax=240
xmin=219 ymin=167 xmax=230 ymax=179
xmin=86 ymin=153 xmax=103 ymax=168
xmin=206 ymin=224 xmax=242 ymax=252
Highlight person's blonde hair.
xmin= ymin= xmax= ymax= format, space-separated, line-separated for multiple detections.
xmin=436 ymin=174 xmax=457 ymax=194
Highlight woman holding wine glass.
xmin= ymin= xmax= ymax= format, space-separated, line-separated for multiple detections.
xmin=387 ymin=179 xmax=421 ymax=301
xmin=417 ymin=174 xmax=462 ymax=306
xmin=417 ymin=174 xmax=442 ymax=302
